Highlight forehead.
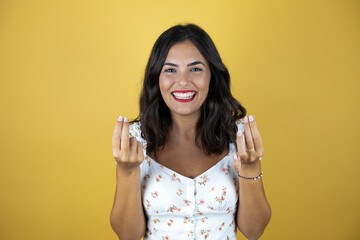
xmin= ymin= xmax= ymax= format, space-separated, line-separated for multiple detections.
xmin=164 ymin=40 xmax=208 ymax=63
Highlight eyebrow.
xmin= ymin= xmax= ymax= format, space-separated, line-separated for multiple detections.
xmin=163 ymin=61 xmax=206 ymax=68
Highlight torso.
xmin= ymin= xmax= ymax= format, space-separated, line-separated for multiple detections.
xmin=148 ymin=138 xmax=229 ymax=179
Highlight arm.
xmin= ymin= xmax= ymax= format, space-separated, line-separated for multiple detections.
xmin=110 ymin=116 xmax=146 ymax=240
xmin=236 ymin=160 xmax=271 ymax=240
xmin=233 ymin=116 xmax=271 ymax=239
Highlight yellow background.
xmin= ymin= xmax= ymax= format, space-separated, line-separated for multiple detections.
xmin=1 ymin=0 xmax=359 ymax=239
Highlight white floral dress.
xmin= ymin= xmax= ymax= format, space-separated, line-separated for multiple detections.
xmin=129 ymin=120 xmax=244 ymax=240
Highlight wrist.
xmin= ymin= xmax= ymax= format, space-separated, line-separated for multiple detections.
xmin=238 ymin=160 xmax=261 ymax=177
xmin=116 ymin=164 xmax=140 ymax=176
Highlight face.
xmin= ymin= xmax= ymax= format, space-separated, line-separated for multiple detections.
xmin=159 ymin=40 xmax=211 ymax=119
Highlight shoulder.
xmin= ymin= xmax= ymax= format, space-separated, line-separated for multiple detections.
xmin=129 ymin=121 xmax=141 ymax=137
xmin=129 ymin=122 xmax=141 ymax=137
xmin=129 ymin=120 xmax=149 ymax=158
xmin=129 ymin=121 xmax=147 ymax=145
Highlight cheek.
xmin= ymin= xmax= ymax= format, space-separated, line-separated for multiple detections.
xmin=197 ymin=74 xmax=211 ymax=92
xmin=159 ymin=75 xmax=174 ymax=94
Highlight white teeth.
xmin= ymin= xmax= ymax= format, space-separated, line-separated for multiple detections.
xmin=172 ymin=92 xmax=196 ymax=99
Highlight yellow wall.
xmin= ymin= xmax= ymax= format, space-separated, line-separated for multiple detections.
xmin=1 ymin=0 xmax=359 ymax=239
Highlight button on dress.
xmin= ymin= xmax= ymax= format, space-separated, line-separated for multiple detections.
xmin=129 ymin=120 xmax=244 ymax=240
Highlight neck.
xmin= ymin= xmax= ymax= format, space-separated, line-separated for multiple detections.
xmin=169 ymin=112 xmax=200 ymax=140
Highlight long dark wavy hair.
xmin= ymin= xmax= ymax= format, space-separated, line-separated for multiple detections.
xmin=130 ymin=23 xmax=246 ymax=158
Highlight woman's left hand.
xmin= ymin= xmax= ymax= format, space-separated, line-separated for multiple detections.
xmin=233 ymin=115 xmax=264 ymax=174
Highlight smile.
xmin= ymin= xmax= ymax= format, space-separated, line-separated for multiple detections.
xmin=171 ymin=90 xmax=197 ymax=102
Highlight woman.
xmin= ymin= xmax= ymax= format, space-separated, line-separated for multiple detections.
xmin=110 ymin=24 xmax=271 ymax=240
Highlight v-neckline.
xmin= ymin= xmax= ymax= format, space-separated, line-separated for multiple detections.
xmin=145 ymin=143 xmax=235 ymax=181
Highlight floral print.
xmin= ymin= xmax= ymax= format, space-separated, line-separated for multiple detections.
xmin=219 ymin=222 xmax=225 ymax=231
xmin=222 ymin=165 xmax=231 ymax=175
xmin=156 ymin=175 xmax=162 ymax=182
xmin=128 ymin=121 xmax=241 ymax=239
xmin=196 ymin=208 xmax=204 ymax=215
xmin=143 ymin=174 xmax=150 ymax=181
xmin=146 ymin=199 xmax=151 ymax=210
xmin=201 ymin=216 xmax=208 ymax=223
xmin=145 ymin=156 xmax=152 ymax=166
xmin=176 ymin=188 xmax=183 ymax=196
xmin=229 ymin=220 xmax=234 ymax=228
xmin=184 ymin=217 xmax=194 ymax=224
xmin=167 ymin=219 xmax=174 ymax=226
xmin=201 ymin=229 xmax=211 ymax=239
xmin=215 ymin=186 xmax=227 ymax=203
xmin=168 ymin=205 xmax=181 ymax=213
xmin=170 ymin=173 xmax=181 ymax=183
xmin=198 ymin=174 xmax=209 ymax=186
xmin=184 ymin=200 xmax=191 ymax=206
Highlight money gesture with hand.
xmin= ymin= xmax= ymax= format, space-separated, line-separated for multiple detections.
xmin=232 ymin=115 xmax=264 ymax=177
xmin=112 ymin=116 xmax=144 ymax=171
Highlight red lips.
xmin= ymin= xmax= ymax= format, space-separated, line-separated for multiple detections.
xmin=171 ymin=91 xmax=197 ymax=103
xmin=171 ymin=90 xmax=197 ymax=93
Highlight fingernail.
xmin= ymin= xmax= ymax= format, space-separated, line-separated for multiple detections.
xmin=244 ymin=116 xmax=248 ymax=123
xmin=124 ymin=116 xmax=128 ymax=122
xmin=234 ymin=154 xmax=238 ymax=160
xmin=249 ymin=115 xmax=254 ymax=122
xmin=237 ymin=131 xmax=242 ymax=137
xmin=117 ymin=116 xmax=122 ymax=122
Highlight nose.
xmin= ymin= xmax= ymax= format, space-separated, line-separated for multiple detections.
xmin=177 ymin=71 xmax=191 ymax=86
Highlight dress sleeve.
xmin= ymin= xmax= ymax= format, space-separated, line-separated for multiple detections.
xmin=129 ymin=121 xmax=147 ymax=150
xmin=235 ymin=119 xmax=247 ymax=149
xmin=129 ymin=121 xmax=148 ymax=184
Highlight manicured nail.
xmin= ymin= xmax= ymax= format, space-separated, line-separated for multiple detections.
xmin=234 ymin=154 xmax=238 ymax=160
xmin=244 ymin=116 xmax=248 ymax=123
xmin=124 ymin=116 xmax=128 ymax=122
xmin=117 ymin=116 xmax=122 ymax=122
xmin=249 ymin=115 xmax=254 ymax=122
xmin=237 ymin=131 xmax=242 ymax=137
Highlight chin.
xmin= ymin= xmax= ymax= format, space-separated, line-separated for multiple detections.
xmin=170 ymin=109 xmax=201 ymax=118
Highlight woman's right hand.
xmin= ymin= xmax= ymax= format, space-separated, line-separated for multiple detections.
xmin=112 ymin=116 xmax=144 ymax=171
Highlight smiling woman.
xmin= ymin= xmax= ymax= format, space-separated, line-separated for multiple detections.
xmin=134 ymin=24 xmax=247 ymax=158
xmin=159 ymin=40 xmax=211 ymax=119
xmin=110 ymin=24 xmax=271 ymax=240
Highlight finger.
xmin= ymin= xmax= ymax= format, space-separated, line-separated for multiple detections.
xmin=129 ymin=137 xmax=138 ymax=161
xmin=112 ymin=116 xmax=123 ymax=156
xmin=136 ymin=141 xmax=144 ymax=163
xmin=248 ymin=115 xmax=264 ymax=156
xmin=243 ymin=116 xmax=255 ymax=154
xmin=236 ymin=130 xmax=248 ymax=161
xmin=120 ymin=116 xmax=130 ymax=152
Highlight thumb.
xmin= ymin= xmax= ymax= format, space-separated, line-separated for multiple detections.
xmin=232 ymin=153 xmax=241 ymax=173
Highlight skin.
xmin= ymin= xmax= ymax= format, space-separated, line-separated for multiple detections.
xmin=153 ymin=40 xmax=225 ymax=177
xmin=159 ymin=40 xmax=211 ymax=126
xmin=110 ymin=40 xmax=271 ymax=240
xmin=233 ymin=116 xmax=272 ymax=239
xmin=110 ymin=116 xmax=146 ymax=240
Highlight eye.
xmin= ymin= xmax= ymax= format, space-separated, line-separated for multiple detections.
xmin=164 ymin=68 xmax=176 ymax=73
xmin=191 ymin=67 xmax=202 ymax=72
